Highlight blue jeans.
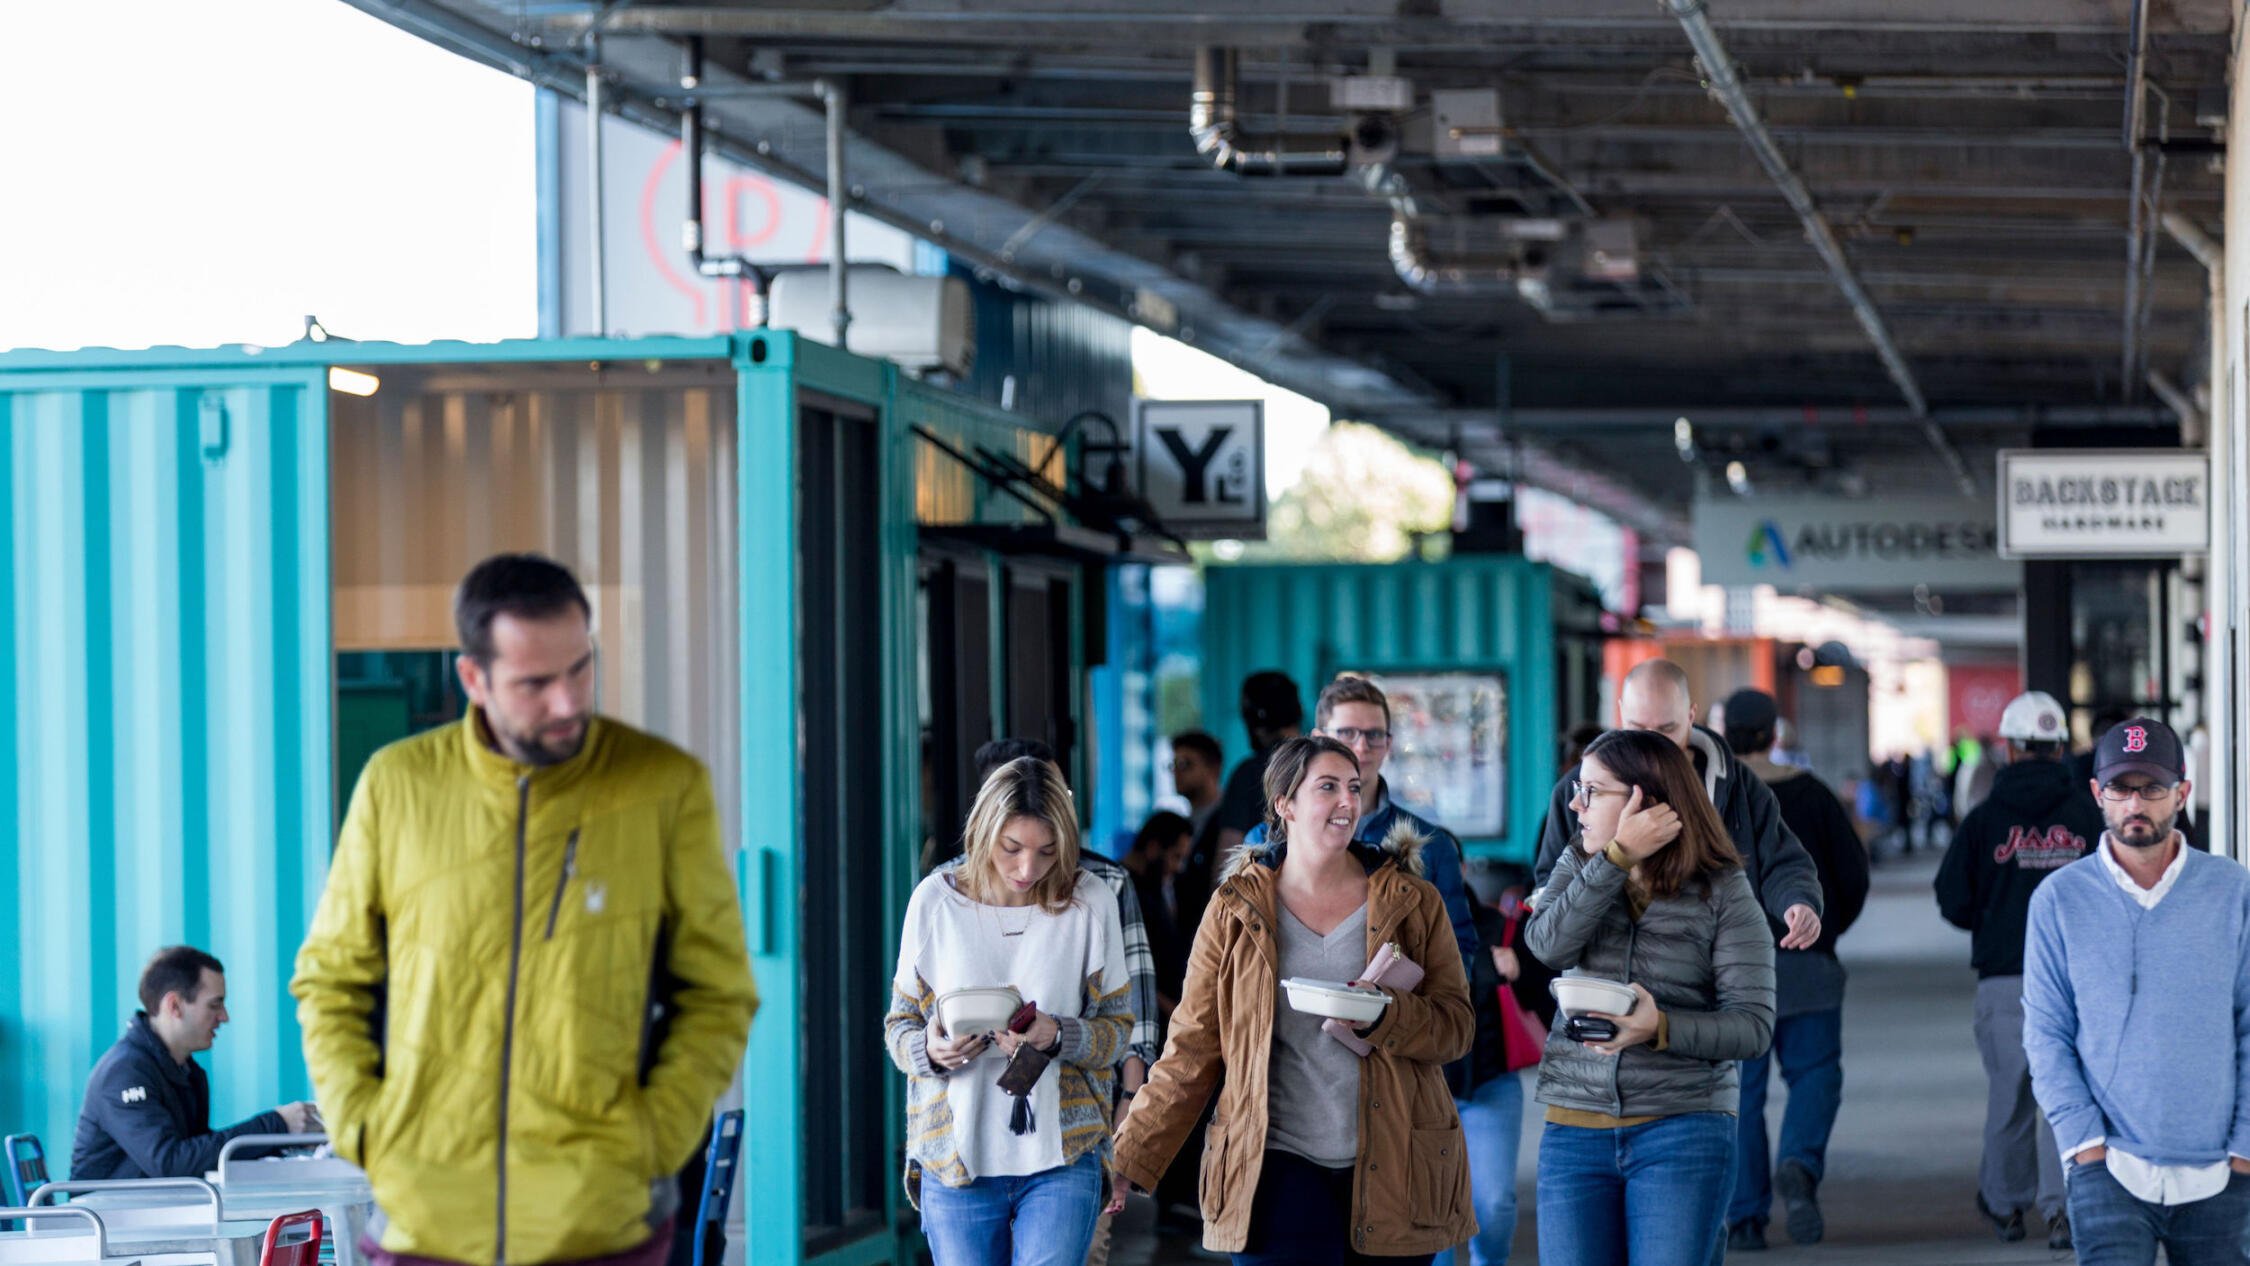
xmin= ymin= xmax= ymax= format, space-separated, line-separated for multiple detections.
xmin=1436 ymin=1074 xmax=1523 ymax=1266
xmin=1233 ymin=1147 xmax=1433 ymax=1266
xmin=919 ymin=1150 xmax=1104 ymax=1266
xmin=2067 ymin=1160 xmax=2250 ymax=1266
xmin=1727 ymin=1007 xmax=1844 ymax=1228
xmin=1538 ymin=1113 xmax=1737 ymax=1266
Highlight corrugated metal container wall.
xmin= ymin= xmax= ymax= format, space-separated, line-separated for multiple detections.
xmin=329 ymin=368 xmax=741 ymax=846
xmin=1199 ymin=559 xmax=1563 ymax=863
xmin=0 ymin=374 xmax=332 ymax=1158
xmin=954 ymin=272 xmax=1134 ymax=435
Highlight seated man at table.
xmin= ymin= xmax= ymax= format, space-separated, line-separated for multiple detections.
xmin=72 ymin=945 xmax=315 ymax=1179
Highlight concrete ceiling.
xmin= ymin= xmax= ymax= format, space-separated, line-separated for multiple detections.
xmin=347 ymin=0 xmax=2227 ymax=546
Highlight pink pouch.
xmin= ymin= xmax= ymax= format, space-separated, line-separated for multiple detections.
xmin=1322 ymin=942 xmax=1423 ymax=1057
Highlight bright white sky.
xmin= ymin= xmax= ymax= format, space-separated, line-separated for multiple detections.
xmin=0 ymin=0 xmax=537 ymax=351
xmin=0 ymin=2 xmax=1322 ymax=490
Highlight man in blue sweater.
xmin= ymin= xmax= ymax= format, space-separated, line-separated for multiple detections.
xmin=2023 ymin=717 xmax=2250 ymax=1265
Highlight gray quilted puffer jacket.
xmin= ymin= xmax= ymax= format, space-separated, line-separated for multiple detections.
xmin=1525 ymin=843 xmax=1775 ymax=1118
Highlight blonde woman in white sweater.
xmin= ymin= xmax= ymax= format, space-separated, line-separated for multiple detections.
xmin=885 ymin=757 xmax=1133 ymax=1265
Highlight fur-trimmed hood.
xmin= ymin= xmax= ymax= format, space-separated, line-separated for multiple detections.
xmin=1219 ymin=813 xmax=1429 ymax=885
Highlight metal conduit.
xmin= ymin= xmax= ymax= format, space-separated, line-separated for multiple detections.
xmin=821 ymin=78 xmax=852 ymax=350
xmin=1189 ymin=48 xmax=1348 ymax=176
xmin=585 ymin=34 xmax=608 ymax=335
xmin=680 ymin=37 xmax=771 ymax=327
xmin=2119 ymin=0 xmax=2152 ymax=400
xmin=2161 ymin=210 xmax=2222 ymax=276
xmin=1664 ymin=0 xmax=1977 ymax=497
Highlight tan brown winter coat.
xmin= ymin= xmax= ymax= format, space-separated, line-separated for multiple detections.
xmin=1112 ymin=825 xmax=1477 ymax=1256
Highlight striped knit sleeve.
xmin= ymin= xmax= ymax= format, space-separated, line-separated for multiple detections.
xmin=885 ymin=972 xmax=944 ymax=1078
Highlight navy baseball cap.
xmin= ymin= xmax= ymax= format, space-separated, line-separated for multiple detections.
xmin=2093 ymin=716 xmax=2186 ymax=785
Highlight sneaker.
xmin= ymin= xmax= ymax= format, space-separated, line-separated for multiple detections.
xmin=1774 ymin=1159 xmax=1824 ymax=1244
xmin=2047 ymin=1212 xmax=2072 ymax=1252
xmin=1726 ymin=1221 xmax=1768 ymax=1251
xmin=1976 ymin=1191 xmax=2026 ymax=1243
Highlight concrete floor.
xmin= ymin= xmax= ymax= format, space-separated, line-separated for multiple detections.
xmin=1118 ymin=847 xmax=2079 ymax=1265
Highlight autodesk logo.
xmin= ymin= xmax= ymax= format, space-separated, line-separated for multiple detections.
xmin=1745 ymin=520 xmax=1792 ymax=569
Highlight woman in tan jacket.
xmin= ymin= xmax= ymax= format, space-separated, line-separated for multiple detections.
xmin=1113 ymin=735 xmax=1477 ymax=1264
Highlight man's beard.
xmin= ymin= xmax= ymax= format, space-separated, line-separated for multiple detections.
xmin=2111 ymin=809 xmax=2177 ymax=849
xmin=497 ymin=719 xmax=587 ymax=766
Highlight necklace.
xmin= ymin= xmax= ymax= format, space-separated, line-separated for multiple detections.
xmin=973 ymin=891 xmax=1038 ymax=938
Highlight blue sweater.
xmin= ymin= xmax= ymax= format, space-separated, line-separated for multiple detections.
xmin=2022 ymin=847 xmax=2250 ymax=1167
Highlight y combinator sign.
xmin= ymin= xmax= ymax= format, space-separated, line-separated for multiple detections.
xmin=1133 ymin=399 xmax=1265 ymax=540
xmin=1998 ymin=449 xmax=2209 ymax=558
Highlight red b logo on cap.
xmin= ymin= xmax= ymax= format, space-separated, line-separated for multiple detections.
xmin=2124 ymin=726 xmax=2149 ymax=753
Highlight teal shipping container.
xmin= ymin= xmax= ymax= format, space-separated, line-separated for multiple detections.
xmin=0 ymin=330 xmax=1131 ymax=1265
xmin=1200 ymin=558 xmax=1605 ymax=865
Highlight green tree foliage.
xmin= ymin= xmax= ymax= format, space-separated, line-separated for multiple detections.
xmin=1202 ymin=421 xmax=1456 ymax=563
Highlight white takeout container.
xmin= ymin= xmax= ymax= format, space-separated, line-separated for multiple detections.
xmin=1282 ymin=978 xmax=1390 ymax=1024
xmin=935 ymin=985 xmax=1022 ymax=1037
xmin=1550 ymin=975 xmax=1637 ymax=1018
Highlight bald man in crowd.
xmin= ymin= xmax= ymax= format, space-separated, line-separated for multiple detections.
xmin=1532 ymin=660 xmax=1824 ymax=945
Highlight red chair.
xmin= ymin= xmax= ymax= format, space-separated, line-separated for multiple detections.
xmin=258 ymin=1211 xmax=324 ymax=1266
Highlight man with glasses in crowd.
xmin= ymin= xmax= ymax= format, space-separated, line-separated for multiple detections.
xmin=1935 ymin=690 xmax=2100 ymax=1250
xmin=2024 ymin=717 xmax=2250 ymax=1266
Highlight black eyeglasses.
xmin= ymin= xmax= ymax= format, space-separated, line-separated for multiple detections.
xmin=1328 ymin=726 xmax=1392 ymax=749
xmin=2099 ymin=781 xmax=2178 ymax=804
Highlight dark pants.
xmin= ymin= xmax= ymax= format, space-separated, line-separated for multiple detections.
xmin=2068 ymin=1162 xmax=2250 ymax=1266
xmin=1729 ymin=1007 xmax=1845 ymax=1228
xmin=1234 ymin=1149 xmax=1433 ymax=1266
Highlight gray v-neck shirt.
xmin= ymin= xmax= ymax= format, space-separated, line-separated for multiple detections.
xmin=1267 ymin=901 xmax=1369 ymax=1168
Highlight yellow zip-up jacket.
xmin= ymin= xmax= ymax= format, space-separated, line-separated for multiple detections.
xmin=292 ymin=709 xmax=758 ymax=1266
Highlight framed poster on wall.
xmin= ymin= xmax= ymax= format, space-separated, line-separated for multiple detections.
xmin=1368 ymin=670 xmax=1508 ymax=838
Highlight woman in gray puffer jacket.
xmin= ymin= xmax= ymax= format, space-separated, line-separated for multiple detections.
xmin=1525 ymin=729 xmax=1775 ymax=1266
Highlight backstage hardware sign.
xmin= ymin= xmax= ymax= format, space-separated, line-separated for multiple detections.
xmin=1693 ymin=496 xmax=2020 ymax=589
xmin=1998 ymin=450 xmax=2209 ymax=558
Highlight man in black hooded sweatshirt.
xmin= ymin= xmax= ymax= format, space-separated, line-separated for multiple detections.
xmin=1935 ymin=690 xmax=2103 ymax=1252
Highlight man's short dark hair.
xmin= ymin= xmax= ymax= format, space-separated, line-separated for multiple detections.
xmin=974 ymin=737 xmax=1057 ymax=785
xmin=139 ymin=946 xmax=223 ymax=1015
xmin=1170 ymin=729 xmax=1222 ymax=769
xmin=1725 ymin=724 xmax=1777 ymax=757
xmin=454 ymin=553 xmax=592 ymax=664
xmin=2015 ymin=739 xmax=2067 ymax=760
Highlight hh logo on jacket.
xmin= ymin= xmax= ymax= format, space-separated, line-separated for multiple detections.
xmin=1994 ymin=825 xmax=2088 ymax=870
xmin=120 ymin=1086 xmax=146 ymax=1104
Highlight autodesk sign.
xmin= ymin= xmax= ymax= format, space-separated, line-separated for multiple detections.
xmin=1693 ymin=496 xmax=2021 ymax=590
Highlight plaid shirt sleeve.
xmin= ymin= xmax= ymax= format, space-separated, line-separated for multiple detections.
xmin=1100 ymin=863 xmax=1161 ymax=1065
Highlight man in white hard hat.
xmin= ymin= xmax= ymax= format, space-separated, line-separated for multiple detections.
xmin=1934 ymin=690 xmax=2103 ymax=1251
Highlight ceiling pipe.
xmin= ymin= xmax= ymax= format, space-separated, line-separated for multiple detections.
xmin=2119 ymin=0 xmax=2151 ymax=400
xmin=681 ymin=37 xmax=770 ymax=326
xmin=2147 ymin=369 xmax=2201 ymax=438
xmin=1189 ymin=47 xmax=1349 ymax=177
xmin=1664 ymin=0 xmax=1977 ymax=498
xmin=585 ymin=34 xmax=608 ymax=336
xmin=820 ymin=77 xmax=852 ymax=350
xmin=2162 ymin=210 xmax=2223 ymax=275
xmin=1363 ymin=164 xmax=1525 ymax=295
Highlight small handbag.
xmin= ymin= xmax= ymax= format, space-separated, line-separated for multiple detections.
xmin=1496 ymin=916 xmax=1549 ymax=1071
xmin=1324 ymin=941 xmax=1424 ymax=1057
xmin=993 ymin=1001 xmax=1053 ymax=1136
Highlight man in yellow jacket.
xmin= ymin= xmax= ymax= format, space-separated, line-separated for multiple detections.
xmin=293 ymin=554 xmax=758 ymax=1266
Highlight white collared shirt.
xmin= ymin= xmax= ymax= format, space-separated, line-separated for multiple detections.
xmin=2063 ymin=832 xmax=2237 ymax=1205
